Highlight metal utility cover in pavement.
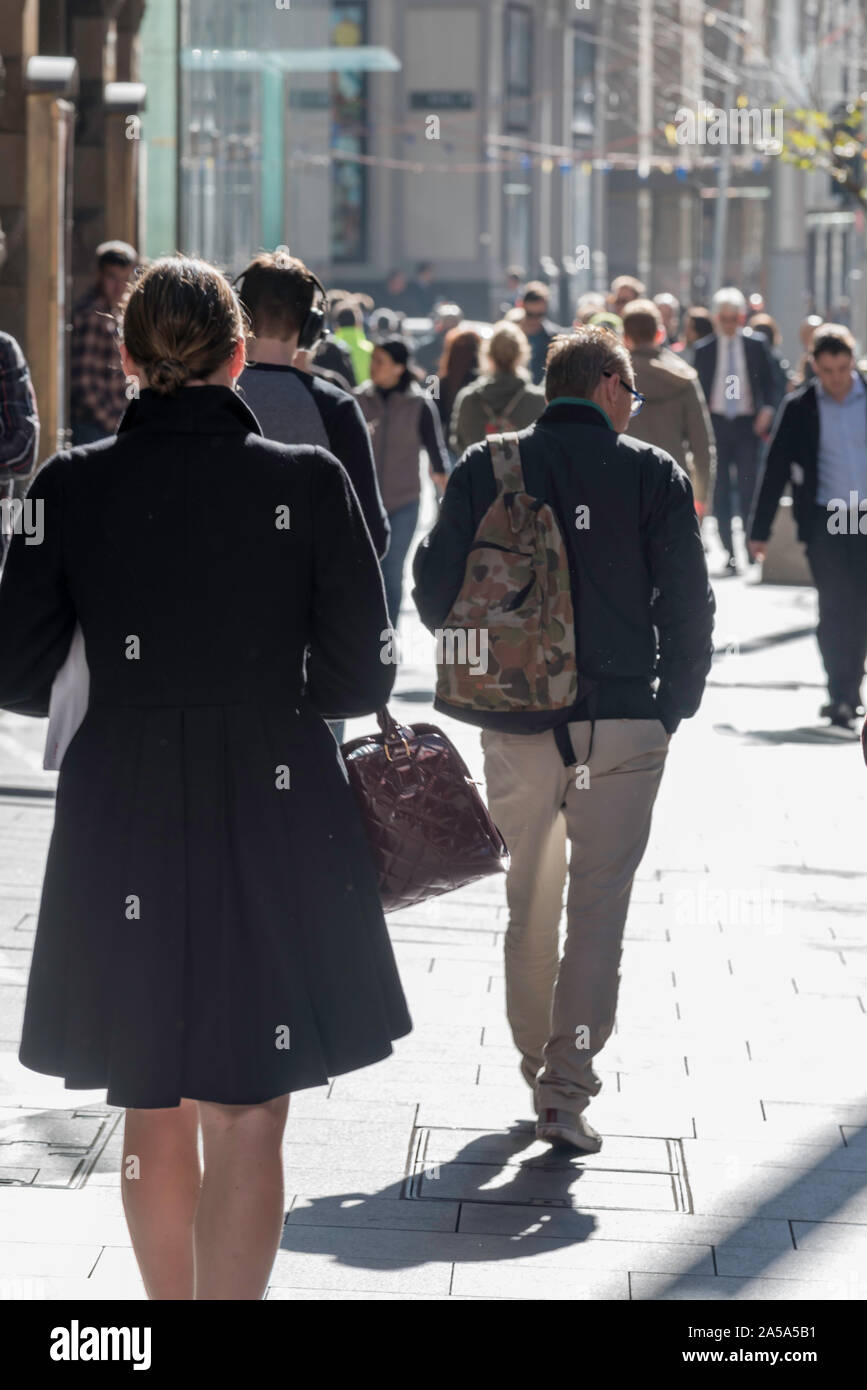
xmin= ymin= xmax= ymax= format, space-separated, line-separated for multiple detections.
xmin=0 ymin=1108 xmax=121 ymax=1188
xmin=403 ymin=1126 xmax=692 ymax=1213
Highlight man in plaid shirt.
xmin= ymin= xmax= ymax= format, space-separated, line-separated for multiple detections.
xmin=70 ymin=240 xmax=138 ymax=445
xmin=0 ymin=330 xmax=39 ymax=565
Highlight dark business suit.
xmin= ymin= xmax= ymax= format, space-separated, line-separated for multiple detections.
xmin=750 ymin=376 xmax=867 ymax=710
xmin=695 ymin=330 xmax=775 ymax=561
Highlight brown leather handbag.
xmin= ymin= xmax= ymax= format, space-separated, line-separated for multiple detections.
xmin=341 ymin=708 xmax=510 ymax=913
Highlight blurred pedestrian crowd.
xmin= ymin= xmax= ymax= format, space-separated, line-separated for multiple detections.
xmin=3 ymin=237 xmax=866 ymax=730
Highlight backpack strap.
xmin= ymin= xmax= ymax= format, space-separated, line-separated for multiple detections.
xmin=488 ymin=432 xmax=524 ymax=497
xmin=503 ymin=384 xmax=528 ymax=417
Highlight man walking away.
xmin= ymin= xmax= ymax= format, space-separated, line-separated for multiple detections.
xmin=235 ymin=251 xmax=389 ymax=560
xmin=70 ymin=240 xmax=138 ymax=445
xmin=413 ymin=327 xmax=714 ymax=1152
xmin=331 ymin=300 xmax=373 ymax=385
xmin=623 ymin=299 xmax=716 ymax=520
xmin=0 ymin=332 xmax=39 ymax=566
xmin=749 ymin=324 xmax=867 ymax=729
xmin=694 ymin=288 xmax=776 ymax=575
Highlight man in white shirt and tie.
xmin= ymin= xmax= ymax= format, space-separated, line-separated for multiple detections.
xmin=694 ymin=288 xmax=776 ymax=575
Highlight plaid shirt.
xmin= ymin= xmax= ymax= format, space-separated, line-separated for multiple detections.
xmin=0 ymin=331 xmax=39 ymax=502
xmin=70 ymin=288 xmax=128 ymax=434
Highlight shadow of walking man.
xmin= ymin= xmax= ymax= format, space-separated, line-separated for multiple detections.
xmin=279 ymin=1122 xmax=601 ymax=1277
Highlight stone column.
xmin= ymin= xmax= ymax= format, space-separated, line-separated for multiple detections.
xmin=26 ymin=57 xmax=79 ymax=461
xmin=104 ymin=81 xmax=146 ymax=251
xmin=115 ymin=0 xmax=144 ymax=82
xmin=68 ymin=0 xmax=122 ymax=302
xmin=0 ymin=0 xmax=39 ymax=346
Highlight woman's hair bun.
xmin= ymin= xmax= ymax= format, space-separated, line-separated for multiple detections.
xmin=150 ymin=357 xmax=190 ymax=395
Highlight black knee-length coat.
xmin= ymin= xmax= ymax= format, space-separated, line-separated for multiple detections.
xmin=0 ymin=386 xmax=411 ymax=1108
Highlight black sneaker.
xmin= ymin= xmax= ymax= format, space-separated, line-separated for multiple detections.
xmin=824 ymin=701 xmax=857 ymax=729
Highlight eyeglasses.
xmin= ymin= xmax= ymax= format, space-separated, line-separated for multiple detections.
xmin=602 ymin=371 xmax=645 ymax=417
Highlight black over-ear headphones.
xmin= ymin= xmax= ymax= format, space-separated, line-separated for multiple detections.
xmin=233 ymin=260 xmax=328 ymax=351
xmin=297 ymin=271 xmax=328 ymax=351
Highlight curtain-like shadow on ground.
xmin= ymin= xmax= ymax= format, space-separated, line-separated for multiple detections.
xmin=713 ymin=722 xmax=860 ymax=746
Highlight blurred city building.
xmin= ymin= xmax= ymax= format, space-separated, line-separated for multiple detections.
xmin=137 ymin=1 xmax=866 ymax=346
xmin=0 ymin=0 xmax=146 ymax=459
xmin=1 ymin=0 xmax=865 ymax=460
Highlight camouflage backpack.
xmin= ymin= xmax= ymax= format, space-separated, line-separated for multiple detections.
xmin=435 ymin=432 xmax=578 ymax=714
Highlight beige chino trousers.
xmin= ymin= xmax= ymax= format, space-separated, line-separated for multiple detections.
xmin=481 ymin=718 xmax=669 ymax=1117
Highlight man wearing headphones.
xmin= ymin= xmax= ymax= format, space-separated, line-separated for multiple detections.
xmin=236 ymin=251 xmax=389 ymax=560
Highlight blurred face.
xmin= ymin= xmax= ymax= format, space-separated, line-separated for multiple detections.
xmin=715 ymin=305 xmax=742 ymax=337
xmin=813 ymin=350 xmax=855 ymax=402
xmin=100 ymin=261 xmax=135 ymax=309
xmin=387 ymin=272 xmax=407 ymax=296
xmin=612 ymin=287 xmax=638 ymax=315
xmin=370 ymin=347 xmax=405 ymax=388
xmin=656 ymin=301 xmax=677 ymax=335
xmin=522 ymin=298 xmax=547 ymax=331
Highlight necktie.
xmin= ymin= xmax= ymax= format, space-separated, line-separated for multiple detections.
xmin=725 ymin=338 xmax=739 ymax=419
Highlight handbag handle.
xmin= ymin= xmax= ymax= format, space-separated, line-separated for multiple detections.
xmin=376 ymin=707 xmax=413 ymax=762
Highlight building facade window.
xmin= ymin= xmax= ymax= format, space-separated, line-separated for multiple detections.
xmin=180 ymin=0 xmax=263 ymax=268
xmin=330 ymin=2 xmax=368 ymax=263
xmin=503 ymin=6 xmax=533 ymax=273
xmin=504 ymin=4 xmax=533 ymax=133
xmin=572 ymin=28 xmax=594 ymax=139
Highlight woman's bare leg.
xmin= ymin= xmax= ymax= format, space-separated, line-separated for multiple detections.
xmin=193 ymin=1094 xmax=290 ymax=1300
xmin=121 ymin=1097 xmax=201 ymax=1300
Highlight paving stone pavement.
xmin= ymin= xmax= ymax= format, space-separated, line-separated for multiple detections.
xmin=1 ymin=548 xmax=866 ymax=1301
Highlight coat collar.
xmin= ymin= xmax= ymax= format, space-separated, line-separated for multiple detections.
xmin=117 ymin=385 xmax=264 ymax=436
xmin=537 ymin=398 xmax=614 ymax=431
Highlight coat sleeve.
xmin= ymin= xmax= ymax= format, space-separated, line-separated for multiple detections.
xmin=418 ymin=395 xmax=451 ymax=475
xmin=643 ymin=455 xmax=715 ymax=734
xmin=682 ymin=378 xmax=716 ymax=507
xmin=305 ymin=450 xmax=395 ymax=720
xmin=0 ymin=457 xmax=76 ymax=716
xmin=748 ymin=395 xmax=796 ymax=542
xmin=411 ymin=448 xmax=480 ymax=631
xmin=0 ymin=335 xmax=40 ymax=482
xmin=750 ymin=336 xmax=776 ymax=413
xmin=320 ymin=389 xmax=390 ymax=560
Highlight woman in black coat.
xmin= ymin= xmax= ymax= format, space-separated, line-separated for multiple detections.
xmin=0 ymin=257 xmax=411 ymax=1300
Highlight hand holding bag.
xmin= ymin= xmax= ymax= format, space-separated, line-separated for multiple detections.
xmin=341 ymin=708 xmax=509 ymax=913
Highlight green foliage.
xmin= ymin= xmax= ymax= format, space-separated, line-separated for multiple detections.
xmin=778 ymin=98 xmax=867 ymax=203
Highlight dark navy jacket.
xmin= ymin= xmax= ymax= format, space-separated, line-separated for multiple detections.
xmin=749 ymin=374 xmax=867 ymax=544
xmin=412 ymin=400 xmax=715 ymax=735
